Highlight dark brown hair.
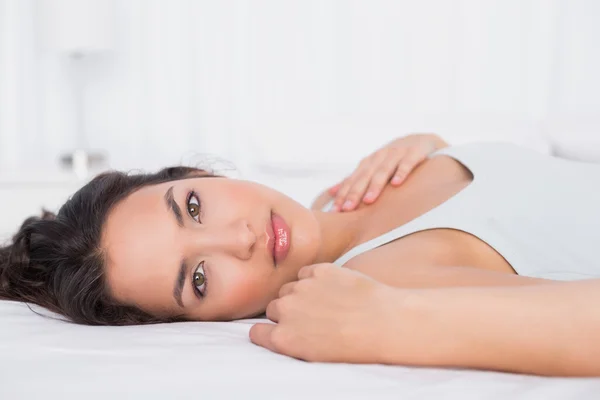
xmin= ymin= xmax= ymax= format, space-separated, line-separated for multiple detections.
xmin=0 ymin=166 xmax=213 ymax=325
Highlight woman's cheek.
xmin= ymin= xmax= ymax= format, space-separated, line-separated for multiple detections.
xmin=216 ymin=264 xmax=275 ymax=318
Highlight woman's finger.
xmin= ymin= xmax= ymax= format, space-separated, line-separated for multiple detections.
xmin=278 ymin=281 xmax=296 ymax=298
xmin=331 ymin=177 xmax=351 ymax=210
xmin=339 ymin=166 xmax=379 ymax=211
xmin=298 ymin=264 xmax=317 ymax=280
xmin=249 ymin=323 xmax=278 ymax=353
xmin=392 ymin=152 xmax=426 ymax=184
xmin=333 ymin=155 xmax=377 ymax=211
xmin=332 ymin=175 xmax=356 ymax=211
xmin=265 ymin=298 xmax=282 ymax=322
xmin=337 ymin=148 xmax=390 ymax=211
xmin=330 ymin=178 xmax=351 ymax=211
xmin=298 ymin=263 xmax=320 ymax=280
xmin=362 ymin=157 xmax=403 ymax=203
xmin=327 ymin=182 xmax=341 ymax=195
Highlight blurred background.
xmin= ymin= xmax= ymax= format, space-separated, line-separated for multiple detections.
xmin=0 ymin=0 xmax=599 ymax=237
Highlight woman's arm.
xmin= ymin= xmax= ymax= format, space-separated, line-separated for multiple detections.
xmin=388 ymin=279 xmax=600 ymax=376
xmin=316 ymin=133 xmax=448 ymax=212
xmin=250 ymin=264 xmax=600 ymax=377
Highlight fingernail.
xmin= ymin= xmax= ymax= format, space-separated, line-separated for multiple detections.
xmin=342 ymin=200 xmax=353 ymax=210
xmin=363 ymin=191 xmax=376 ymax=201
xmin=330 ymin=204 xmax=339 ymax=212
xmin=392 ymin=176 xmax=402 ymax=185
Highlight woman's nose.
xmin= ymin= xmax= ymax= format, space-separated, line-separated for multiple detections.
xmin=199 ymin=220 xmax=257 ymax=260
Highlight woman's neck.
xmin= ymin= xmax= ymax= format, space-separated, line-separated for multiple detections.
xmin=311 ymin=209 xmax=366 ymax=264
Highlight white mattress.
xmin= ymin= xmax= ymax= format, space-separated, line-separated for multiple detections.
xmin=1 ymin=300 xmax=599 ymax=399
xmin=3 ymin=136 xmax=600 ymax=399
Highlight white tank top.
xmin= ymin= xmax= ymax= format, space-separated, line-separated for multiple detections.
xmin=322 ymin=142 xmax=600 ymax=280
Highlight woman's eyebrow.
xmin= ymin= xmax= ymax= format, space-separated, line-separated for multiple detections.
xmin=164 ymin=186 xmax=184 ymax=227
xmin=164 ymin=185 xmax=186 ymax=308
xmin=173 ymin=260 xmax=186 ymax=308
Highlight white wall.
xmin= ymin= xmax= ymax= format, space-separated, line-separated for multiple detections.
xmin=1 ymin=0 xmax=600 ymax=177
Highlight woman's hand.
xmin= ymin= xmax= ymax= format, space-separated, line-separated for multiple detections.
xmin=249 ymin=263 xmax=407 ymax=363
xmin=329 ymin=133 xmax=448 ymax=212
xmin=253 ymin=267 xmax=600 ymax=375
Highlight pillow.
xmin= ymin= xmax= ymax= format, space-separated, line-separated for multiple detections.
xmin=238 ymin=112 xmax=551 ymax=170
xmin=542 ymin=115 xmax=600 ymax=163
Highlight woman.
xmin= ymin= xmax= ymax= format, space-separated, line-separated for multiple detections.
xmin=1 ymin=133 xmax=600 ymax=376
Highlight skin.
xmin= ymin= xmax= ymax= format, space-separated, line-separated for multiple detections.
xmin=327 ymin=133 xmax=450 ymax=212
xmin=102 ymin=133 xmax=541 ymax=321
xmin=102 ymin=176 xmax=363 ymax=320
xmin=251 ymin=264 xmax=600 ymax=376
xmin=102 ymin=133 xmax=600 ymax=376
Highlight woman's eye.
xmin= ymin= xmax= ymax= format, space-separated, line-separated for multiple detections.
xmin=193 ymin=262 xmax=207 ymax=297
xmin=187 ymin=192 xmax=201 ymax=222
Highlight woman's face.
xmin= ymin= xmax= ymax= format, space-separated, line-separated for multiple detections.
xmin=102 ymin=177 xmax=322 ymax=321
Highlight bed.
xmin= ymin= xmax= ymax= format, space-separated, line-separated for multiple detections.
xmin=2 ymin=122 xmax=600 ymax=398
xmin=2 ymin=300 xmax=599 ymax=399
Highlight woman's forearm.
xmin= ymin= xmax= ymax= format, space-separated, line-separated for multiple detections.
xmin=384 ymin=279 xmax=600 ymax=376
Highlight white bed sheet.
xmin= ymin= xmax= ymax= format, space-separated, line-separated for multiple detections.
xmin=3 ymin=136 xmax=600 ymax=399
xmin=1 ymin=301 xmax=599 ymax=399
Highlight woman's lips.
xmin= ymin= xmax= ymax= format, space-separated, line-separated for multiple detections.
xmin=267 ymin=212 xmax=290 ymax=266
xmin=266 ymin=216 xmax=276 ymax=265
